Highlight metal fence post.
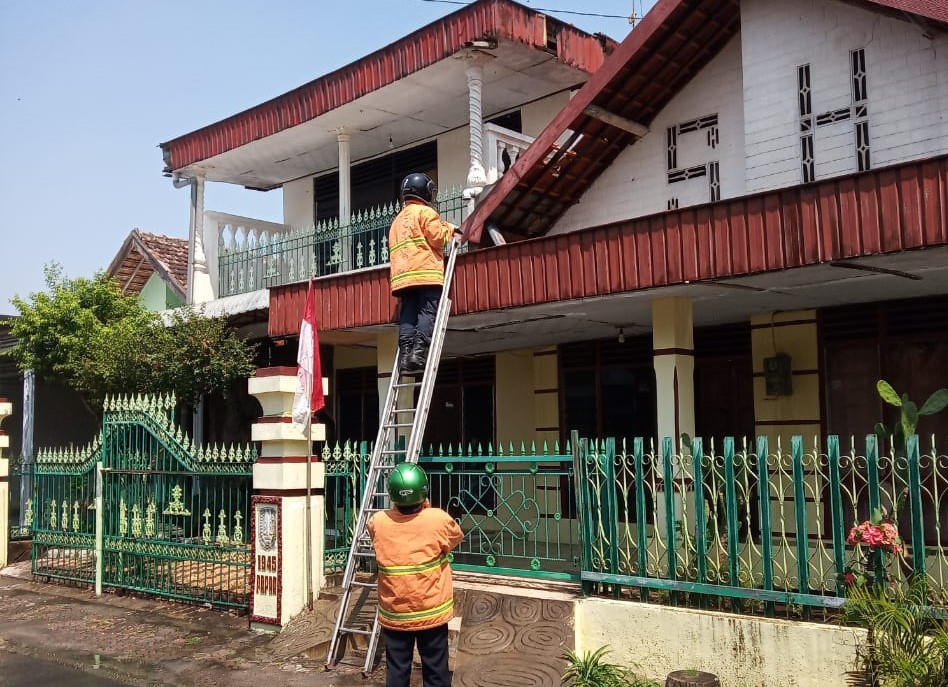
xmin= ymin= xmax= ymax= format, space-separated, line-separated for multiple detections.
xmin=791 ymin=436 xmax=810 ymax=605
xmin=906 ymin=434 xmax=926 ymax=578
xmin=756 ymin=436 xmax=774 ymax=616
xmin=827 ymin=436 xmax=846 ymax=593
xmin=95 ymin=460 xmax=103 ymax=596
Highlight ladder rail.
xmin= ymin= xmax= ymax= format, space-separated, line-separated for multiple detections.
xmin=404 ymin=238 xmax=460 ymax=462
xmin=326 ymin=237 xmax=462 ymax=675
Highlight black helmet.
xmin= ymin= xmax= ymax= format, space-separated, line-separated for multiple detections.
xmin=400 ymin=173 xmax=437 ymax=204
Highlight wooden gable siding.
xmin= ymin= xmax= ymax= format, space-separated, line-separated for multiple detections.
xmin=269 ymin=155 xmax=948 ymax=337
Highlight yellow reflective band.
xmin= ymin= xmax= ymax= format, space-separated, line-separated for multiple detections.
xmin=378 ymin=598 xmax=454 ymax=622
xmin=390 ymin=236 xmax=428 ymax=252
xmin=391 ymin=270 xmax=444 ymax=285
xmin=378 ymin=554 xmax=446 ymax=577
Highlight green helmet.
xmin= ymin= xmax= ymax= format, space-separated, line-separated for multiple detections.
xmin=388 ymin=463 xmax=429 ymax=506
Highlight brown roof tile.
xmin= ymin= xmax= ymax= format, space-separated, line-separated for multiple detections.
xmin=107 ymin=229 xmax=188 ymax=300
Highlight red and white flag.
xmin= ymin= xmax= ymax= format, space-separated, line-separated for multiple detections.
xmin=292 ymin=278 xmax=325 ymax=428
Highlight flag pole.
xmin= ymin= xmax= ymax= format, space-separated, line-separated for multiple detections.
xmin=305 ymin=399 xmax=314 ymax=611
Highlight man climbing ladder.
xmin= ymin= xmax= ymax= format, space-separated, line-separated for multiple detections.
xmin=325 ymin=173 xmax=464 ymax=678
xmin=390 ymin=172 xmax=460 ymax=374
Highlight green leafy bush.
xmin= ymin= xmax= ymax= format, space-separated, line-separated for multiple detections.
xmin=561 ymin=646 xmax=659 ymax=687
xmin=843 ymin=578 xmax=948 ymax=687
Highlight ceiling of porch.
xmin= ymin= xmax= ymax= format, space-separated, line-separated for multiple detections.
xmin=184 ymin=40 xmax=592 ymax=190
xmin=326 ymin=245 xmax=948 ymax=357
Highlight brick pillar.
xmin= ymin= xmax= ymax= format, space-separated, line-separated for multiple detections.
xmin=0 ymin=398 xmax=11 ymax=569
xmin=248 ymin=368 xmax=328 ymax=630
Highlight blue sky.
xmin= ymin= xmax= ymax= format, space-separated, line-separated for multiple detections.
xmin=0 ymin=0 xmax=652 ymax=312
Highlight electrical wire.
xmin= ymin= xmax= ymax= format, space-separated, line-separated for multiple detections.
xmin=415 ymin=0 xmax=633 ymax=21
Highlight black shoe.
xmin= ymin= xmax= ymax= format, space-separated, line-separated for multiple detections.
xmin=398 ymin=341 xmax=414 ymax=375
xmin=406 ymin=343 xmax=429 ymax=373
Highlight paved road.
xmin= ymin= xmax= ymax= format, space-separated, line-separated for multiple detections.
xmin=0 ymin=650 xmax=132 ymax=686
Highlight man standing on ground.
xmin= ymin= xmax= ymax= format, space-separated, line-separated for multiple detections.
xmin=388 ymin=172 xmax=458 ymax=375
xmin=368 ymin=463 xmax=464 ymax=687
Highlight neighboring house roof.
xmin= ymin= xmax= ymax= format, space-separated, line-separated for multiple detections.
xmin=159 ymin=0 xmax=616 ymax=175
xmin=107 ymin=229 xmax=189 ymax=300
xmin=462 ymin=0 xmax=948 ymax=243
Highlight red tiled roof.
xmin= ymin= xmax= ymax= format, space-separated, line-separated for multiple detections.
xmin=107 ymin=229 xmax=188 ymax=299
xmin=159 ymin=0 xmax=616 ymax=173
xmin=462 ymin=0 xmax=948 ymax=243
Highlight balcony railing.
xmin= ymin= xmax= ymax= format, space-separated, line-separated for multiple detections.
xmin=484 ymin=122 xmax=535 ymax=184
xmin=213 ymin=188 xmax=468 ymax=298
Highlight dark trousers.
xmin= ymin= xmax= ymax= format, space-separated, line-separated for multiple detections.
xmin=383 ymin=624 xmax=451 ymax=687
xmin=396 ymin=285 xmax=442 ymax=350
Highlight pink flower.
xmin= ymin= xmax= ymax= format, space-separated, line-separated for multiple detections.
xmin=843 ymin=572 xmax=856 ymax=585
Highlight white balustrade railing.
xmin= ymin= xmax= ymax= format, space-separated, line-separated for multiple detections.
xmin=207 ymin=188 xmax=468 ymax=298
xmin=484 ymin=123 xmax=535 ymax=184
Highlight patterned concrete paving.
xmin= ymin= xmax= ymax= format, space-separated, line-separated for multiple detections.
xmin=451 ymin=586 xmax=574 ymax=687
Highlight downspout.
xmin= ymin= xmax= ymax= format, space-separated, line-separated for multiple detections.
xmin=171 ymin=172 xmax=206 ymax=447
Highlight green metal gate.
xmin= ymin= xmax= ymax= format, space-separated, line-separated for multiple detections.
xmin=31 ymin=437 xmax=100 ymax=584
xmin=100 ymin=394 xmax=256 ymax=610
xmin=102 ymin=396 xmax=256 ymax=608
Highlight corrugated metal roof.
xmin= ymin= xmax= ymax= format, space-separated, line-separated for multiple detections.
xmin=462 ymin=0 xmax=948 ymax=244
xmin=160 ymin=289 xmax=269 ymax=324
xmin=159 ymin=0 xmax=615 ymax=173
xmin=269 ymin=155 xmax=948 ymax=336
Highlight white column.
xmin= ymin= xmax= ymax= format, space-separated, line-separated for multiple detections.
xmin=189 ymin=175 xmax=214 ymax=304
xmin=465 ymin=63 xmax=488 ymax=195
xmin=337 ymin=129 xmax=352 ymax=272
xmin=652 ymin=297 xmax=696 ymax=443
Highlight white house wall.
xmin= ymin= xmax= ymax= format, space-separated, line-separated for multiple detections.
xmin=742 ymin=0 xmax=948 ymax=193
xmin=283 ymin=176 xmax=314 ymax=229
xmin=551 ymin=35 xmax=746 ymax=235
xmin=521 ymin=91 xmax=571 ymax=137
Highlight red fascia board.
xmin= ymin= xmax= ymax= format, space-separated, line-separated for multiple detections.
xmin=160 ymin=0 xmax=614 ymax=172
xmin=461 ymin=0 xmax=687 ymax=244
xmin=271 ymin=155 xmax=948 ymax=337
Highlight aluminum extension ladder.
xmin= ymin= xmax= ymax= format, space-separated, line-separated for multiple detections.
xmin=325 ymin=237 xmax=461 ymax=675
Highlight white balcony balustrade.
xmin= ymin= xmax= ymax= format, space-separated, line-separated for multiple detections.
xmin=484 ymin=123 xmax=535 ymax=184
xmin=209 ymin=188 xmax=467 ymax=298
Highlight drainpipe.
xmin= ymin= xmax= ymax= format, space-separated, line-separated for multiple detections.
xmin=173 ymin=173 xmax=212 ymax=305
xmin=337 ymin=129 xmax=352 ymax=271
xmin=172 ymin=172 xmax=208 ymax=447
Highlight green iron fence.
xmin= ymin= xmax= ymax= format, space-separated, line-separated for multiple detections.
xmin=323 ymin=441 xmax=370 ymax=573
xmin=100 ymin=394 xmax=257 ymax=610
xmin=31 ymin=440 xmax=99 ymax=584
xmin=577 ymin=433 xmax=948 ymax=617
xmin=420 ymin=442 xmax=580 ymax=580
xmin=219 ymin=188 xmax=468 ymax=297
xmin=321 ymin=440 xmax=580 ymax=581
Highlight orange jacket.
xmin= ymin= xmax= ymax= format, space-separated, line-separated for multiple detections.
xmin=388 ymin=200 xmax=453 ymax=294
xmin=367 ymin=501 xmax=464 ymax=631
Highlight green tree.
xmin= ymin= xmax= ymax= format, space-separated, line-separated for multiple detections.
xmin=8 ymin=263 xmax=255 ymax=411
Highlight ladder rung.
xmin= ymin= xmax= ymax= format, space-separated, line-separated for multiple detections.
xmin=391 ymin=408 xmax=416 ymax=414
xmin=350 ymin=580 xmax=377 ymax=589
xmin=394 ymin=381 xmax=422 ymax=388
xmin=380 ymin=449 xmax=406 ymax=455
xmin=340 ymin=627 xmax=374 ymax=636
xmin=383 ymin=422 xmax=414 ymax=429
xmin=354 ymin=550 xmax=377 ymax=557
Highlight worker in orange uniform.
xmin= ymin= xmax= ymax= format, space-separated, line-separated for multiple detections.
xmin=368 ymin=462 xmax=464 ymax=687
xmin=389 ymin=172 xmax=458 ymax=375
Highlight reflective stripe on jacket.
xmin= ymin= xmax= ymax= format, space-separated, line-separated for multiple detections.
xmin=367 ymin=502 xmax=464 ymax=631
xmin=388 ymin=200 xmax=453 ymax=293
